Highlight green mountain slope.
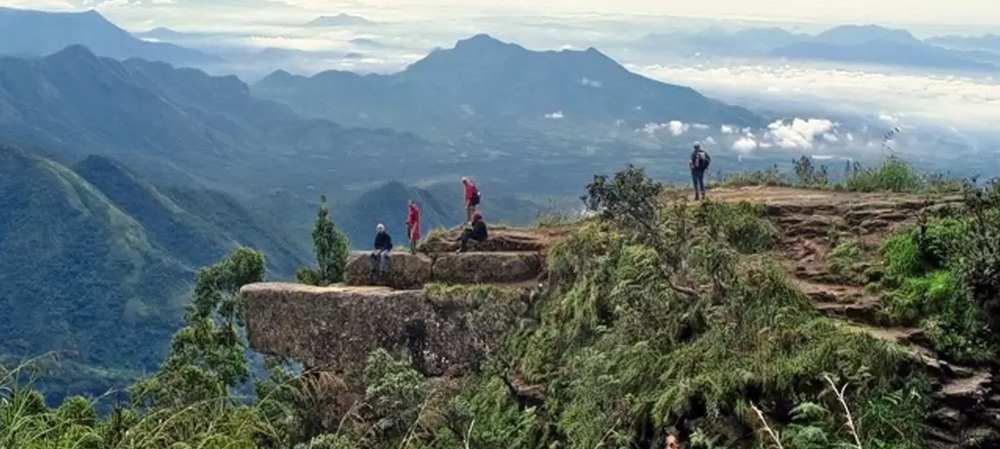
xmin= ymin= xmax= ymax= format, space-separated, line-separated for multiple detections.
xmin=0 ymin=143 xmax=308 ymax=402
xmin=73 ymin=155 xmax=309 ymax=276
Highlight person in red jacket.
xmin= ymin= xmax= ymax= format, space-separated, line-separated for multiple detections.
xmin=405 ymin=199 xmax=421 ymax=254
xmin=461 ymin=176 xmax=480 ymax=224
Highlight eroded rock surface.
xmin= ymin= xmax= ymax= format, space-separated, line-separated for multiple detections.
xmin=344 ymin=251 xmax=544 ymax=289
xmin=242 ymin=282 xmax=534 ymax=382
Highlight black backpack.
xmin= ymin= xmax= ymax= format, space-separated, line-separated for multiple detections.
xmin=695 ymin=149 xmax=711 ymax=170
xmin=470 ymin=186 xmax=482 ymax=206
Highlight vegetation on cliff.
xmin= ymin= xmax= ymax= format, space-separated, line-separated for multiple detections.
xmin=2 ymin=156 xmax=998 ymax=448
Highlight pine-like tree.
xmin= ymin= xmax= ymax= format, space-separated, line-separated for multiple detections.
xmin=297 ymin=195 xmax=350 ymax=286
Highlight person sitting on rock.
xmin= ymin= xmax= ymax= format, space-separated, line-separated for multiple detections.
xmin=456 ymin=211 xmax=488 ymax=253
xmin=406 ymin=199 xmax=421 ymax=254
xmin=370 ymin=223 xmax=393 ymax=274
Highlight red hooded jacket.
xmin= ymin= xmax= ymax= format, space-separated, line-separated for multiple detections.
xmin=406 ymin=203 xmax=421 ymax=240
xmin=464 ymin=181 xmax=477 ymax=203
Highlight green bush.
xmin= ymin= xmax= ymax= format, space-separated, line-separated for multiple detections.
xmin=878 ymin=216 xmax=995 ymax=363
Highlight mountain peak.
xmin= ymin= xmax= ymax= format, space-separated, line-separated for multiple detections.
xmin=305 ymin=13 xmax=372 ymax=27
xmin=258 ymin=69 xmax=306 ymax=89
xmin=47 ymin=44 xmax=100 ymax=62
xmin=454 ymin=33 xmax=512 ymax=50
xmin=816 ymin=24 xmax=918 ymax=45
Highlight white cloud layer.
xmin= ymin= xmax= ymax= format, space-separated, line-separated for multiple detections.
xmin=633 ymin=62 xmax=1000 ymax=132
xmin=634 ymin=117 xmax=877 ymax=159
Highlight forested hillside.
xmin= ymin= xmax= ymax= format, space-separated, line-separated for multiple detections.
xmin=0 ymin=143 xmax=309 ymax=403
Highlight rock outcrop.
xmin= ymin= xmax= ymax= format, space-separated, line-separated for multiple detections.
xmin=243 ymin=227 xmax=553 ymax=383
xmin=242 ymin=282 xmax=535 ymax=381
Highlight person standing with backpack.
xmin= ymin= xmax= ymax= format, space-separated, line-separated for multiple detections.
xmin=462 ymin=176 xmax=481 ymax=224
xmin=689 ymin=142 xmax=711 ymax=200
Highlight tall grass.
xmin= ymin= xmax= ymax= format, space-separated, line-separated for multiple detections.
xmin=714 ymin=156 xmax=962 ymax=194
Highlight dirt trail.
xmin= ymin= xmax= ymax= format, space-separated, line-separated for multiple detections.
xmin=703 ymin=186 xmax=950 ymax=336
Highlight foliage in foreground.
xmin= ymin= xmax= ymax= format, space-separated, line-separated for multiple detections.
xmin=868 ymin=180 xmax=1000 ymax=364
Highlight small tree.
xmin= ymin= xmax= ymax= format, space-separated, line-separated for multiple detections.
xmin=582 ymin=164 xmax=664 ymax=231
xmin=297 ymin=195 xmax=350 ymax=286
xmin=129 ymin=247 xmax=266 ymax=409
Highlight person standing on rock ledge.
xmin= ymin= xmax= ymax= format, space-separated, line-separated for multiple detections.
xmin=462 ymin=176 xmax=481 ymax=224
xmin=689 ymin=141 xmax=711 ymax=201
xmin=456 ymin=211 xmax=488 ymax=253
xmin=406 ymin=199 xmax=421 ymax=254
xmin=370 ymin=223 xmax=393 ymax=274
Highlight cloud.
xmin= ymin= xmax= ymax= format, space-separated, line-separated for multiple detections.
xmin=640 ymin=120 xmax=689 ymax=136
xmin=732 ymin=137 xmax=758 ymax=153
xmin=878 ymin=113 xmax=899 ymax=124
xmin=544 ymin=110 xmax=564 ymax=119
xmin=4 ymin=0 xmax=78 ymax=9
xmin=720 ymin=125 xmax=736 ymax=134
xmin=765 ymin=118 xmax=836 ymax=149
xmin=634 ymin=62 xmax=1000 ymax=131
xmin=668 ymin=120 xmax=689 ymax=136
xmin=581 ymin=77 xmax=602 ymax=87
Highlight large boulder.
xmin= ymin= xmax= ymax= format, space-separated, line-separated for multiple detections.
xmin=241 ymin=282 xmax=536 ymax=382
xmin=431 ymin=251 xmax=543 ymax=285
xmin=345 ymin=251 xmax=432 ymax=289
xmin=345 ymin=251 xmax=545 ymax=288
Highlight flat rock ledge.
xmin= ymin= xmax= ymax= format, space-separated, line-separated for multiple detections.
xmin=241 ymin=282 xmax=534 ymax=381
xmin=419 ymin=229 xmax=550 ymax=253
xmin=345 ymin=251 xmax=543 ymax=289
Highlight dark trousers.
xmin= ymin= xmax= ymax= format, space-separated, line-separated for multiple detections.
xmin=691 ymin=169 xmax=706 ymax=200
xmin=458 ymin=230 xmax=485 ymax=251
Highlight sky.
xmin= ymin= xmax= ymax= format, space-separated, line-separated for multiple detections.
xmin=4 ymin=0 xmax=1000 ymax=30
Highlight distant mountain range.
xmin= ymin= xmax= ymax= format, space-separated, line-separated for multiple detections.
xmin=253 ymin=33 xmax=765 ymax=138
xmin=927 ymin=33 xmax=1000 ymax=52
xmin=639 ymin=24 xmax=999 ymax=71
xmin=303 ymin=13 xmax=375 ymax=27
xmin=0 ymin=44 xmax=439 ymax=199
xmin=0 ymin=7 xmax=220 ymax=66
xmin=0 ymin=142 xmax=309 ymax=402
xmin=0 ymin=41 xmax=556 ymax=238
